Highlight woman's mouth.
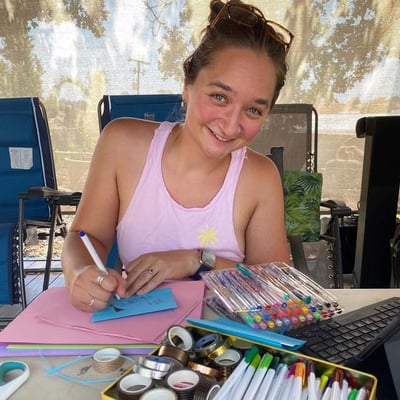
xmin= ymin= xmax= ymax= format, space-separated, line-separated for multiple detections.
xmin=212 ymin=131 xmax=231 ymax=142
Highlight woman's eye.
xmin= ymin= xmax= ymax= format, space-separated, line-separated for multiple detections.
xmin=248 ymin=107 xmax=262 ymax=116
xmin=212 ymin=93 xmax=226 ymax=103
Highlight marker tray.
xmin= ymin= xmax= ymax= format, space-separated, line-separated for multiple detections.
xmin=101 ymin=323 xmax=377 ymax=399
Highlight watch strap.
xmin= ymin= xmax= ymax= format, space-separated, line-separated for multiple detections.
xmin=189 ymin=264 xmax=211 ymax=281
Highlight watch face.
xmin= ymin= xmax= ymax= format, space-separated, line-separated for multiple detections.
xmin=201 ymin=249 xmax=216 ymax=269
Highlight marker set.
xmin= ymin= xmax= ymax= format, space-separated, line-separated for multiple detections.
xmin=201 ymin=262 xmax=343 ymax=333
xmin=213 ymin=349 xmax=372 ymax=400
xmin=101 ymin=324 xmax=377 ymax=400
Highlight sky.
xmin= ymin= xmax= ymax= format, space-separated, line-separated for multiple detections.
xmin=30 ymin=0 xmax=400 ymax=107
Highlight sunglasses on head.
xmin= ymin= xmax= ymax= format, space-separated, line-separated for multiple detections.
xmin=211 ymin=2 xmax=294 ymax=53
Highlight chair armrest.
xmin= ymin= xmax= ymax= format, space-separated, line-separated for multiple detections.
xmin=287 ymin=233 xmax=311 ymax=275
xmin=19 ymin=186 xmax=81 ymax=206
xmin=321 ymin=200 xmax=353 ymax=218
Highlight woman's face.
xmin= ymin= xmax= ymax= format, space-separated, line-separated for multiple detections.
xmin=183 ymin=46 xmax=277 ymax=158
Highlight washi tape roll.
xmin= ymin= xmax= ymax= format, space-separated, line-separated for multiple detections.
xmin=157 ymin=345 xmax=189 ymax=366
xmin=188 ymin=361 xmax=219 ymax=379
xmin=207 ymin=338 xmax=231 ymax=360
xmin=117 ymin=373 xmax=153 ymax=400
xmin=132 ymin=362 xmax=169 ymax=381
xmin=194 ymin=333 xmax=224 ymax=358
xmin=139 ymin=387 xmax=178 ymax=400
xmin=191 ymin=375 xmax=220 ymax=400
xmin=192 ymin=382 xmax=221 ymax=400
xmin=211 ymin=348 xmax=242 ymax=382
xmin=164 ymin=368 xmax=201 ymax=400
xmin=165 ymin=325 xmax=195 ymax=352
xmin=93 ymin=348 xmax=123 ymax=373
xmin=141 ymin=355 xmax=172 ymax=373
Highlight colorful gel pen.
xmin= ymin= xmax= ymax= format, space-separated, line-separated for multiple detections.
xmin=242 ymin=353 xmax=273 ymax=400
xmin=79 ymin=231 xmax=120 ymax=300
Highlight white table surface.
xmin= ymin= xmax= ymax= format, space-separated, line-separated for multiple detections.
xmin=7 ymin=288 xmax=400 ymax=399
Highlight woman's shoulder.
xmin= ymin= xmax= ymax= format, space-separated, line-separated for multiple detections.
xmin=239 ymin=147 xmax=282 ymax=192
xmin=245 ymin=147 xmax=280 ymax=175
xmin=101 ymin=117 xmax=160 ymax=140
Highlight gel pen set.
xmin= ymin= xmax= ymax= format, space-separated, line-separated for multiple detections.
xmin=201 ymin=262 xmax=343 ymax=333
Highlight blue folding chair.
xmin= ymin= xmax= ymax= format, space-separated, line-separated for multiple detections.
xmin=97 ymin=94 xmax=183 ymax=267
xmin=0 ymin=97 xmax=80 ymax=318
xmin=97 ymin=94 xmax=183 ymax=131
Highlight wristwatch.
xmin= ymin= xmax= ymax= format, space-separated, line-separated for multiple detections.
xmin=189 ymin=249 xmax=216 ymax=280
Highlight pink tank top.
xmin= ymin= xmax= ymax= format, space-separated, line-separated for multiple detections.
xmin=117 ymin=121 xmax=246 ymax=266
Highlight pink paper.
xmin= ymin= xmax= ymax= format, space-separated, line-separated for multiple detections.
xmin=0 ymin=281 xmax=205 ymax=345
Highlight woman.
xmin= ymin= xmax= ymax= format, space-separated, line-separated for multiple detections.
xmin=62 ymin=0 xmax=293 ymax=311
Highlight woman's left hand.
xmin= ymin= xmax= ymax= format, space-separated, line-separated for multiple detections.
xmin=123 ymin=249 xmax=198 ymax=296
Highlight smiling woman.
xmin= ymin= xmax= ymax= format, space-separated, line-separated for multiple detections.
xmin=60 ymin=0 xmax=292 ymax=312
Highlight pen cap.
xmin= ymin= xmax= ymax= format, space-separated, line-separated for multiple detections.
xmin=244 ymin=346 xmax=260 ymax=364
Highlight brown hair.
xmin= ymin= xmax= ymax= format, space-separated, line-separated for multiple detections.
xmin=183 ymin=0 xmax=290 ymax=106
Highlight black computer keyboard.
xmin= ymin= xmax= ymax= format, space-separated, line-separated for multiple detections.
xmin=288 ymin=297 xmax=400 ymax=368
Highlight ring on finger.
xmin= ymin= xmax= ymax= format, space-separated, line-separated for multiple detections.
xmin=89 ymin=298 xmax=95 ymax=308
xmin=148 ymin=267 xmax=155 ymax=275
xmin=97 ymin=274 xmax=106 ymax=287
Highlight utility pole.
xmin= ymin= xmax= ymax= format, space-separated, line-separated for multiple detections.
xmin=129 ymin=58 xmax=150 ymax=94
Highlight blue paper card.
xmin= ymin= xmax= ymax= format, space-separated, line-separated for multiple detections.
xmin=92 ymin=287 xmax=177 ymax=322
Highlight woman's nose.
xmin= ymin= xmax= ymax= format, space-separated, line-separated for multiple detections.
xmin=221 ymin=107 xmax=242 ymax=138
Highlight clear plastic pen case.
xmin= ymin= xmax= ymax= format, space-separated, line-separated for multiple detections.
xmin=201 ymin=262 xmax=342 ymax=333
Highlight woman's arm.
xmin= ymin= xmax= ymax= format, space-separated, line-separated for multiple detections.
xmin=61 ymin=119 xmax=150 ymax=310
xmin=239 ymin=151 xmax=290 ymax=265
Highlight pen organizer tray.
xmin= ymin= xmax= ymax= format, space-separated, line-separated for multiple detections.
xmin=201 ymin=262 xmax=343 ymax=333
xmin=101 ymin=324 xmax=377 ymax=400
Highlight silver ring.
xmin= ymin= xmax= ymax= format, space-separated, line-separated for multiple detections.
xmin=97 ymin=274 xmax=106 ymax=286
xmin=89 ymin=298 xmax=95 ymax=308
xmin=148 ymin=268 xmax=154 ymax=275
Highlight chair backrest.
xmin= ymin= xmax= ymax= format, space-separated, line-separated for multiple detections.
xmin=249 ymin=104 xmax=318 ymax=173
xmin=0 ymin=97 xmax=56 ymax=223
xmin=97 ymin=94 xmax=183 ymax=132
xmin=0 ymin=97 xmax=57 ymax=305
xmin=97 ymin=94 xmax=183 ymax=267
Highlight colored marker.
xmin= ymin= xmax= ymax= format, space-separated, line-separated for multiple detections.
xmin=255 ymin=356 xmax=280 ymax=400
xmin=292 ymin=362 xmax=306 ymax=400
xmin=348 ymin=388 xmax=358 ymax=400
xmin=340 ymin=378 xmax=349 ymax=400
xmin=265 ymin=362 xmax=289 ymax=400
xmin=331 ymin=368 xmax=344 ymax=400
xmin=317 ymin=374 xmax=329 ymax=400
xmin=213 ymin=346 xmax=259 ymax=400
xmin=79 ymin=231 xmax=120 ymax=300
xmin=242 ymin=353 xmax=273 ymax=400
xmin=306 ymin=360 xmax=317 ymax=400
xmin=232 ymin=353 xmax=261 ymax=400
xmin=355 ymin=386 xmax=368 ymax=400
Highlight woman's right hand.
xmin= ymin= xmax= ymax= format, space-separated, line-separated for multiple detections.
xmin=68 ymin=265 xmax=126 ymax=312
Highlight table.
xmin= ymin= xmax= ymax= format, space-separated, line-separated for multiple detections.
xmin=8 ymin=288 xmax=400 ymax=399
